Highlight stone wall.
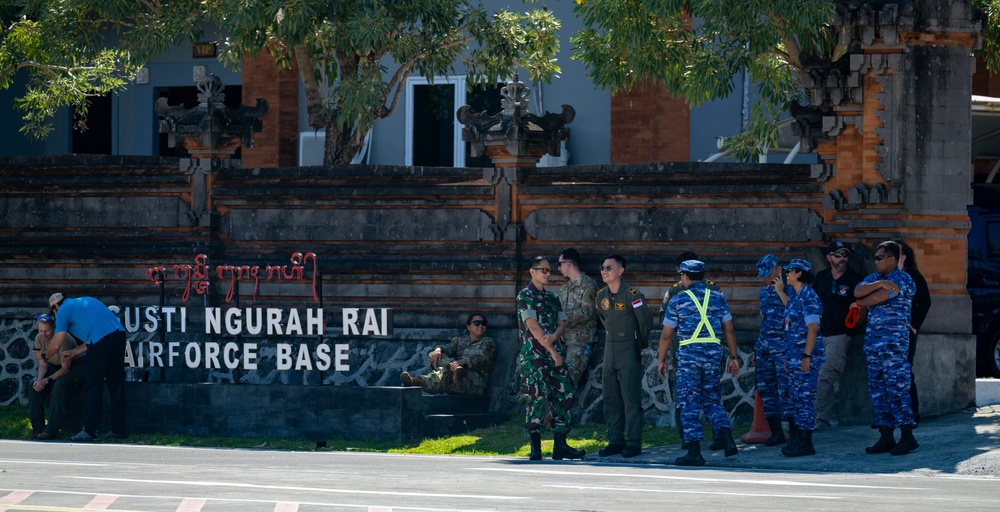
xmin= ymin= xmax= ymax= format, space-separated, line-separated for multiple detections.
xmin=0 ymin=155 xmax=976 ymax=431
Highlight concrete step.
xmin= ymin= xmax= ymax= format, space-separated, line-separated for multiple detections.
xmin=421 ymin=393 xmax=490 ymax=415
xmin=421 ymin=413 xmax=507 ymax=437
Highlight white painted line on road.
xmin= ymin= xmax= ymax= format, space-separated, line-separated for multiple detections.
xmin=82 ymin=494 xmax=118 ymax=509
xmin=0 ymin=460 xmax=107 ymax=467
xmin=273 ymin=502 xmax=299 ymax=512
xmin=473 ymin=467 xmax=933 ymax=490
xmin=546 ymin=484 xmax=841 ymax=500
xmin=65 ymin=477 xmax=527 ymax=501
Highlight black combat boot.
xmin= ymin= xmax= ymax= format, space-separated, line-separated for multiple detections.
xmin=709 ymin=428 xmax=724 ymax=451
xmin=717 ymin=427 xmax=738 ymax=457
xmin=866 ymin=426 xmax=897 ymax=454
xmin=784 ymin=418 xmax=800 ymax=452
xmin=675 ymin=441 xmax=706 ymax=467
xmin=890 ymin=425 xmax=919 ymax=456
xmin=528 ymin=432 xmax=542 ymax=461
xmin=782 ymin=429 xmax=815 ymax=457
xmin=763 ymin=416 xmax=786 ymax=447
xmin=552 ymin=433 xmax=586 ymax=460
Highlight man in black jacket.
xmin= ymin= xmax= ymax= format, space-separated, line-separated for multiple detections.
xmin=813 ymin=241 xmax=864 ymax=429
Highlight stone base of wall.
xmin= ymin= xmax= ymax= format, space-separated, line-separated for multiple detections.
xmin=125 ymin=383 xmax=424 ymax=441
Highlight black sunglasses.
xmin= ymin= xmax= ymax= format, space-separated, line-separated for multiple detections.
xmin=470 ymin=320 xmax=487 ymax=327
xmin=874 ymin=255 xmax=891 ymax=261
xmin=531 ymin=267 xmax=551 ymax=274
xmin=599 ymin=265 xmax=616 ymax=272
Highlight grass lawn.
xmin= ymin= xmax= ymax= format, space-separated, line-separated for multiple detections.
xmin=1 ymin=404 xmax=744 ymax=456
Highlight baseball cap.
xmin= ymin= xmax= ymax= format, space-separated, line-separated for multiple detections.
xmin=48 ymin=292 xmax=64 ymax=307
xmin=783 ymin=258 xmax=812 ymax=272
xmin=678 ymin=260 xmax=705 ymax=274
xmin=756 ymin=254 xmax=778 ymax=278
xmin=825 ymin=241 xmax=851 ymax=255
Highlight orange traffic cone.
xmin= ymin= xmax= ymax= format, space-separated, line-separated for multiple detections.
xmin=740 ymin=391 xmax=775 ymax=444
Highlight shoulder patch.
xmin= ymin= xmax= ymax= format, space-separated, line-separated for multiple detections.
xmin=628 ymin=288 xmax=639 ymax=295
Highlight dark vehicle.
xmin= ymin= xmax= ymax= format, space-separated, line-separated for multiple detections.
xmin=970 ymin=184 xmax=1000 ymax=377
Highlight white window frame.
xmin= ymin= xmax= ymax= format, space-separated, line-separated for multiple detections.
xmin=404 ymin=75 xmax=467 ymax=167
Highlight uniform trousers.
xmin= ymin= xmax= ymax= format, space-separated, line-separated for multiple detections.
xmin=602 ymin=339 xmax=643 ymax=446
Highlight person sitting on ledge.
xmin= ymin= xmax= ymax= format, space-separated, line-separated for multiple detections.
xmin=29 ymin=314 xmax=85 ymax=440
xmin=401 ymin=313 xmax=496 ymax=395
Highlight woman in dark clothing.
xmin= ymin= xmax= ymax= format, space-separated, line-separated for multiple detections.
xmin=898 ymin=242 xmax=931 ymax=425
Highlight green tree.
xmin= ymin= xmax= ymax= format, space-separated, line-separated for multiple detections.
xmin=0 ymin=0 xmax=203 ymax=139
xmin=572 ymin=0 xmax=841 ymax=161
xmin=208 ymin=0 xmax=560 ymax=165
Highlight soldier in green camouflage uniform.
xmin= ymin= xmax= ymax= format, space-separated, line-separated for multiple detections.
xmin=595 ymin=254 xmax=653 ymax=458
xmin=556 ymin=248 xmax=598 ymax=388
xmin=516 ymin=256 xmax=585 ymax=461
xmin=400 ymin=313 xmax=495 ymax=395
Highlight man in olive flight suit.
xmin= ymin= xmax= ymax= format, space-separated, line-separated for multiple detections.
xmin=595 ymin=254 xmax=653 ymax=458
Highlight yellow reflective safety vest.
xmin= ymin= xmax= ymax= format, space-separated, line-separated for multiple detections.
xmin=678 ymin=289 xmax=721 ymax=346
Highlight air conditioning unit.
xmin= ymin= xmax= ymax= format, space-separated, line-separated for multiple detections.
xmin=299 ymin=130 xmax=326 ymax=167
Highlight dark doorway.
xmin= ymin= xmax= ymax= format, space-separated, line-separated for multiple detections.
xmin=72 ymin=93 xmax=112 ymax=155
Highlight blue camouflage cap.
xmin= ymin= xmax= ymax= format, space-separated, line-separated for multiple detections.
xmin=756 ymin=254 xmax=778 ymax=278
xmin=783 ymin=258 xmax=812 ymax=272
xmin=677 ymin=260 xmax=705 ymax=274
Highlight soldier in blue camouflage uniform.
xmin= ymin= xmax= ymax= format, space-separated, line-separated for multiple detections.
xmin=400 ymin=313 xmax=495 ymax=395
xmin=754 ymin=254 xmax=792 ymax=447
xmin=657 ymin=260 xmax=741 ymax=466
xmin=779 ymin=258 xmax=825 ymax=457
xmin=556 ymin=248 xmax=598 ymax=389
xmin=854 ymin=241 xmax=918 ymax=455
xmin=516 ymin=256 xmax=586 ymax=461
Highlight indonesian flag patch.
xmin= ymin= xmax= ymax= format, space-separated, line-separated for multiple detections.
xmin=632 ymin=299 xmax=644 ymax=308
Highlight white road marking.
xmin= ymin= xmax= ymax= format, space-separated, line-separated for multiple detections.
xmin=273 ymin=502 xmax=299 ymax=512
xmin=82 ymin=494 xmax=118 ymax=509
xmin=473 ymin=467 xmax=933 ymax=490
xmin=546 ymin=484 xmax=841 ymax=500
xmin=176 ymin=498 xmax=206 ymax=512
xmin=65 ymin=477 xmax=526 ymax=501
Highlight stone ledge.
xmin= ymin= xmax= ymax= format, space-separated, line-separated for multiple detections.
xmin=977 ymin=379 xmax=1000 ymax=406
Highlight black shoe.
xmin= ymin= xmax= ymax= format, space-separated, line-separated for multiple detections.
xmin=866 ymin=426 xmax=897 ymax=454
xmin=782 ymin=429 xmax=815 ymax=457
xmin=675 ymin=441 xmax=706 ymax=466
xmin=69 ymin=430 xmax=96 ymax=442
xmin=552 ymin=433 xmax=586 ymax=460
xmin=528 ymin=432 xmax=542 ymax=461
xmin=622 ymin=445 xmax=642 ymax=458
xmin=709 ymin=429 xmax=724 ymax=451
xmin=599 ymin=443 xmax=626 ymax=457
xmin=890 ymin=425 xmax=918 ymax=456
xmin=717 ymin=427 xmax=738 ymax=457
xmin=763 ymin=416 xmax=786 ymax=447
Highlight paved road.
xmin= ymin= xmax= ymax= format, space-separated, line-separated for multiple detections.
xmin=1 ymin=436 xmax=999 ymax=512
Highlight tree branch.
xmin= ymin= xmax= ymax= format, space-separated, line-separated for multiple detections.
xmin=293 ymin=44 xmax=327 ymax=130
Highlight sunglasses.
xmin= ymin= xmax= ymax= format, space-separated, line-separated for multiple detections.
xmin=531 ymin=267 xmax=551 ymax=274
xmin=874 ymin=255 xmax=891 ymax=261
xmin=599 ymin=265 xmax=616 ymax=272
xmin=830 ymin=252 xmax=848 ymax=259
xmin=36 ymin=315 xmax=52 ymax=321
xmin=470 ymin=320 xmax=487 ymax=327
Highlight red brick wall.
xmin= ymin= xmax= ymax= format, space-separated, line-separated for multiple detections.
xmin=241 ymin=50 xmax=300 ymax=168
xmin=610 ymin=79 xmax=690 ymax=163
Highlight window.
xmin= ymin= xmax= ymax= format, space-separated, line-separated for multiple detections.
xmin=72 ymin=93 xmax=112 ymax=155
xmin=405 ymin=76 xmax=502 ymax=167
xmin=988 ymin=222 xmax=1000 ymax=261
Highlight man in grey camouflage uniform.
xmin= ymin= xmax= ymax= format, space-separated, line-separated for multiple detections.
xmin=401 ymin=313 xmax=495 ymax=395
xmin=595 ymin=254 xmax=652 ymax=459
xmin=557 ymin=248 xmax=598 ymax=389
xmin=516 ymin=256 xmax=586 ymax=461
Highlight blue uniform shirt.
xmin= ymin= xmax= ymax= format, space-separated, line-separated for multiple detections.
xmin=783 ymin=284 xmax=825 ymax=358
xmin=664 ymin=282 xmax=733 ymax=342
xmin=759 ymin=284 xmax=792 ymax=337
xmin=861 ymin=268 xmax=915 ymax=343
xmin=55 ymin=297 xmax=125 ymax=344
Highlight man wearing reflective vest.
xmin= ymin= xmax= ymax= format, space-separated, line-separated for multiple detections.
xmin=657 ymin=260 xmax=741 ymax=466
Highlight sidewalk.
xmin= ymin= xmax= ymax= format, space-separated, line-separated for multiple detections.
xmin=586 ymin=405 xmax=1000 ymax=478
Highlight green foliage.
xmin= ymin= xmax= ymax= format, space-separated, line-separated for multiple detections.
xmin=0 ymin=0 xmax=203 ymax=139
xmin=2 ymin=403 xmax=724 ymax=455
xmin=979 ymin=1 xmax=1000 ymax=75
xmin=571 ymin=0 xmax=837 ymax=161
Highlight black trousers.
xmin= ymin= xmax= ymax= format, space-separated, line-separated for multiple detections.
xmin=907 ymin=329 xmax=919 ymax=423
xmin=83 ymin=330 xmax=127 ymax=436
